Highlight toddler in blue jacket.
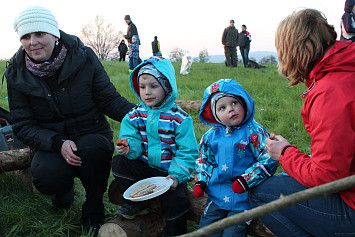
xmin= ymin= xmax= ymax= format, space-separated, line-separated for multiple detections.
xmin=194 ymin=79 xmax=278 ymax=237
xmin=111 ymin=56 xmax=198 ymax=236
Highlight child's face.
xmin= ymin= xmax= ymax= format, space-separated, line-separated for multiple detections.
xmin=132 ymin=38 xmax=136 ymax=43
xmin=216 ymin=96 xmax=245 ymax=127
xmin=138 ymin=74 xmax=165 ymax=107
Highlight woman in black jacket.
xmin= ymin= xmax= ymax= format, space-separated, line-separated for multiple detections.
xmin=5 ymin=6 xmax=135 ymax=235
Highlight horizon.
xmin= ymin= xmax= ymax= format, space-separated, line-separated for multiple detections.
xmin=0 ymin=0 xmax=343 ymax=60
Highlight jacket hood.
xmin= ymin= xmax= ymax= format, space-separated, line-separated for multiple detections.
xmin=308 ymin=40 xmax=355 ymax=85
xmin=345 ymin=0 xmax=355 ymax=12
xmin=199 ymin=79 xmax=255 ymax=127
xmin=130 ymin=56 xmax=177 ymax=111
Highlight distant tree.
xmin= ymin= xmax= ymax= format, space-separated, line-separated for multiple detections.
xmin=198 ymin=48 xmax=210 ymax=63
xmin=259 ymin=55 xmax=277 ymax=65
xmin=169 ymin=47 xmax=185 ymax=62
xmin=81 ymin=15 xmax=123 ymax=61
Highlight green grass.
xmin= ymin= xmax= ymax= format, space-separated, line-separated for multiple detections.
xmin=0 ymin=60 xmax=311 ymax=236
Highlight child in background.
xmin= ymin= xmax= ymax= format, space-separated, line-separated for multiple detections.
xmin=111 ymin=56 xmax=198 ymax=236
xmin=194 ymin=79 xmax=278 ymax=237
xmin=128 ymin=35 xmax=140 ymax=72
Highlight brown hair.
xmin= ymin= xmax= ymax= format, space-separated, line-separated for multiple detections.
xmin=275 ymin=9 xmax=337 ymax=86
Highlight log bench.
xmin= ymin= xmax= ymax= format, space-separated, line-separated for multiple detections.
xmin=100 ymin=179 xmax=276 ymax=237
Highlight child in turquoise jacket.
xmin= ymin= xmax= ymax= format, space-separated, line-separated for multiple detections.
xmin=111 ymin=56 xmax=198 ymax=236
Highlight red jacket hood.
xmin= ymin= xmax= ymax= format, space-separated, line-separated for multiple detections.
xmin=307 ymin=41 xmax=355 ymax=87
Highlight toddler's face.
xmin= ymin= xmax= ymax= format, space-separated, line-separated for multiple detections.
xmin=216 ymin=96 xmax=245 ymax=127
xmin=138 ymin=74 xmax=165 ymax=107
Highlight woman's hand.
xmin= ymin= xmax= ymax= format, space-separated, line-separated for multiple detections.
xmin=61 ymin=140 xmax=82 ymax=166
xmin=166 ymin=175 xmax=179 ymax=190
xmin=266 ymin=134 xmax=290 ymax=161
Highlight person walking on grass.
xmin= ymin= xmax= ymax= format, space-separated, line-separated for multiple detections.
xmin=152 ymin=36 xmax=162 ymax=56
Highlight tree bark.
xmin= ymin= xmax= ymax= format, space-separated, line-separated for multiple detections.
xmin=175 ymin=100 xmax=202 ymax=112
xmin=104 ymin=179 xmax=275 ymax=237
xmin=0 ymin=148 xmax=30 ymax=174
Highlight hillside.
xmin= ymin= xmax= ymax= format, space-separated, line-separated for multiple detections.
xmin=197 ymin=51 xmax=278 ymax=63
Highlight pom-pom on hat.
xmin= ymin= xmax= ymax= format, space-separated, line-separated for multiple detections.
xmin=14 ymin=6 xmax=60 ymax=40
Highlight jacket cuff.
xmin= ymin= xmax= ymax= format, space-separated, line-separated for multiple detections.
xmin=52 ymin=135 xmax=66 ymax=153
xmin=281 ymin=145 xmax=295 ymax=156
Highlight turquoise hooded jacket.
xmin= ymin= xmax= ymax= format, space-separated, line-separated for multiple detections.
xmin=117 ymin=56 xmax=198 ymax=184
xmin=195 ymin=79 xmax=278 ymax=211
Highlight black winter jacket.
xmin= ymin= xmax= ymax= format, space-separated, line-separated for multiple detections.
xmin=4 ymin=30 xmax=135 ymax=152
xmin=125 ymin=21 xmax=139 ymax=44
xmin=222 ymin=26 xmax=239 ymax=47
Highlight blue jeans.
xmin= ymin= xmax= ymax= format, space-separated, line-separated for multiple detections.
xmin=153 ymin=52 xmax=161 ymax=56
xmin=198 ymin=198 xmax=248 ymax=237
xmin=129 ymin=57 xmax=138 ymax=70
xmin=240 ymin=46 xmax=250 ymax=68
xmin=249 ymin=174 xmax=355 ymax=237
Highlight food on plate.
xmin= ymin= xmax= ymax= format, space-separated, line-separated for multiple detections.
xmin=130 ymin=182 xmax=158 ymax=198
xmin=116 ymin=138 xmax=128 ymax=146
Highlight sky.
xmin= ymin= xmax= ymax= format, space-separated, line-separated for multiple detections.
xmin=0 ymin=0 xmax=344 ymax=60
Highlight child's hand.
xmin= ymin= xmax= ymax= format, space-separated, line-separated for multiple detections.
xmin=116 ymin=138 xmax=130 ymax=155
xmin=194 ymin=181 xmax=206 ymax=197
xmin=166 ymin=175 xmax=179 ymax=190
xmin=230 ymin=176 xmax=249 ymax=193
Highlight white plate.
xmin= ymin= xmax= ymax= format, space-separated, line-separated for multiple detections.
xmin=123 ymin=177 xmax=174 ymax=202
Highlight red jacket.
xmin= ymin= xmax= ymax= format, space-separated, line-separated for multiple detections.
xmin=280 ymin=40 xmax=355 ymax=209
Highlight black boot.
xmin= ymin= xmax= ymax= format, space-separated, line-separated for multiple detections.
xmin=50 ymin=184 xmax=75 ymax=213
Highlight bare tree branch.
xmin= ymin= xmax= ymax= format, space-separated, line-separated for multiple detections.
xmin=81 ymin=15 xmax=123 ymax=60
xmin=178 ymin=174 xmax=355 ymax=237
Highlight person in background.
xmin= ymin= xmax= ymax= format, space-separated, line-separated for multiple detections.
xmin=5 ymin=6 xmax=135 ymax=236
xmin=194 ymin=79 xmax=278 ymax=237
xmin=128 ymin=35 xmax=140 ymax=72
xmin=111 ymin=56 xmax=198 ymax=236
xmin=118 ymin=39 xmax=128 ymax=62
xmin=238 ymin=25 xmax=252 ymax=68
xmin=249 ymin=8 xmax=355 ymax=236
xmin=222 ymin=20 xmax=239 ymax=67
xmin=124 ymin=15 xmax=139 ymax=45
xmin=152 ymin=36 xmax=162 ymax=56
xmin=340 ymin=0 xmax=355 ymax=42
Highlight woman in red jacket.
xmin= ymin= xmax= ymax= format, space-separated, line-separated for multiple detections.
xmin=249 ymin=8 xmax=355 ymax=237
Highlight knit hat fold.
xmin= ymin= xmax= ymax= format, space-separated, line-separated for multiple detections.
xmin=14 ymin=6 xmax=60 ymax=40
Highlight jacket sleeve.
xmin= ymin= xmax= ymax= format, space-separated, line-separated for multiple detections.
xmin=242 ymin=121 xmax=278 ymax=188
xmin=7 ymin=86 xmax=59 ymax=151
xmin=117 ymin=113 xmax=143 ymax=160
xmin=168 ymin=116 xmax=198 ymax=184
xmin=279 ymin=87 xmax=355 ymax=188
xmin=195 ymin=129 xmax=217 ymax=184
xmin=342 ymin=13 xmax=355 ymax=33
xmin=222 ymin=28 xmax=227 ymax=45
xmin=88 ymin=48 xmax=135 ymax=121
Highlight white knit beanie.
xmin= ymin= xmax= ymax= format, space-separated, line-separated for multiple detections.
xmin=14 ymin=6 xmax=60 ymax=40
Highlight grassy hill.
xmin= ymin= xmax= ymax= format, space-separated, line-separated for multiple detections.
xmin=0 ymin=61 xmax=310 ymax=236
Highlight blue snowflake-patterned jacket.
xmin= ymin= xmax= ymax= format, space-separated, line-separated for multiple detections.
xmin=195 ymin=79 xmax=278 ymax=211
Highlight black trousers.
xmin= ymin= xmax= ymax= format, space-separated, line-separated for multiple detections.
xmin=31 ymin=133 xmax=114 ymax=224
xmin=119 ymin=53 xmax=126 ymax=62
xmin=224 ymin=46 xmax=238 ymax=67
xmin=111 ymin=155 xmax=190 ymax=236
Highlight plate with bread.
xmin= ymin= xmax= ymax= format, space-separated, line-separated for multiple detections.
xmin=123 ymin=177 xmax=174 ymax=201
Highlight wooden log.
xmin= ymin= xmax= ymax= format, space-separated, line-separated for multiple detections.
xmin=175 ymin=100 xmax=202 ymax=112
xmin=0 ymin=148 xmax=31 ymax=174
xmin=103 ymin=179 xmax=275 ymax=237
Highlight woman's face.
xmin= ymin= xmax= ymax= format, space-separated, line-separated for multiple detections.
xmin=20 ymin=32 xmax=57 ymax=62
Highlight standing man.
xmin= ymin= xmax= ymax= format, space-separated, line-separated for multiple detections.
xmin=124 ymin=15 xmax=139 ymax=45
xmin=152 ymin=36 xmax=162 ymax=56
xmin=118 ymin=39 xmax=128 ymax=62
xmin=238 ymin=24 xmax=252 ymax=68
xmin=222 ymin=19 xmax=239 ymax=67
